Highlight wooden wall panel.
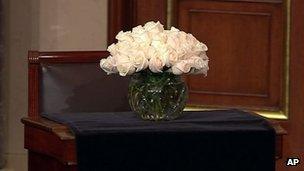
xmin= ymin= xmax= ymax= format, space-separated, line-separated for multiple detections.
xmin=108 ymin=0 xmax=135 ymax=44
xmin=133 ymin=0 xmax=167 ymax=26
xmin=177 ymin=0 xmax=284 ymax=111
xmin=108 ymin=0 xmax=167 ymax=44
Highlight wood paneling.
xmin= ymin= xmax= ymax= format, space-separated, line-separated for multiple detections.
xmin=177 ymin=0 xmax=284 ymax=111
xmin=108 ymin=0 xmax=167 ymax=44
xmin=133 ymin=0 xmax=167 ymax=26
xmin=108 ymin=0 xmax=135 ymax=44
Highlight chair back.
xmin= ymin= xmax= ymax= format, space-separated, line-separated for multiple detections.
xmin=28 ymin=51 xmax=130 ymax=118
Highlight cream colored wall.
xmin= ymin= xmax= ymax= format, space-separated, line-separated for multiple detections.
xmin=36 ymin=0 xmax=108 ymax=50
xmin=2 ymin=0 xmax=108 ymax=170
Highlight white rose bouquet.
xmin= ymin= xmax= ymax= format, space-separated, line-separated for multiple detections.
xmin=100 ymin=21 xmax=209 ymax=76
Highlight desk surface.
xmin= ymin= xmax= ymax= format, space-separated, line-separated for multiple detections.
xmin=42 ymin=109 xmax=274 ymax=134
xmin=34 ymin=110 xmax=274 ymax=169
xmin=39 ymin=109 xmax=276 ymax=171
xmin=22 ymin=110 xmax=286 ymax=166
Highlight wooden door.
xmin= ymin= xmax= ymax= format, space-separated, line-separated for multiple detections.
xmin=177 ymin=0 xmax=285 ymax=115
xmin=108 ymin=0 xmax=304 ymax=170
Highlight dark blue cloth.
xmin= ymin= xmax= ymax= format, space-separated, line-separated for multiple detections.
xmin=42 ymin=109 xmax=275 ymax=171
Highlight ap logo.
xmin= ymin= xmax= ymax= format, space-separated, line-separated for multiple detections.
xmin=286 ymin=158 xmax=300 ymax=166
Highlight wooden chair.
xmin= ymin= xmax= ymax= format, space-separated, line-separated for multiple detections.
xmin=22 ymin=51 xmax=131 ymax=171
xmin=22 ymin=51 xmax=286 ymax=171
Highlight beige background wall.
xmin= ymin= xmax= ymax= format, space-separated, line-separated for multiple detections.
xmin=2 ymin=0 xmax=108 ymax=170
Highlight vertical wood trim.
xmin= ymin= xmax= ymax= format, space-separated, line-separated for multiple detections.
xmin=167 ymin=0 xmax=178 ymax=28
xmin=277 ymin=0 xmax=304 ymax=170
xmin=283 ymin=0 xmax=291 ymax=118
xmin=28 ymin=51 xmax=40 ymax=118
xmin=0 ymin=0 xmax=4 ymax=168
xmin=107 ymin=0 xmax=122 ymax=45
xmin=107 ymin=0 xmax=136 ymax=45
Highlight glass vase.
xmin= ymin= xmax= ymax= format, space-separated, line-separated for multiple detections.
xmin=128 ymin=70 xmax=188 ymax=121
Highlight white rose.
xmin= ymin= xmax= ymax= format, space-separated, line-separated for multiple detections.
xmin=151 ymin=39 xmax=164 ymax=49
xmin=115 ymin=41 xmax=131 ymax=53
xmin=144 ymin=21 xmax=164 ymax=35
xmin=193 ymin=42 xmax=208 ymax=53
xmin=130 ymin=50 xmax=149 ymax=72
xmin=145 ymin=47 xmax=158 ymax=60
xmin=189 ymin=64 xmax=209 ymax=75
xmin=179 ymin=32 xmax=193 ymax=54
xmin=107 ymin=43 xmax=118 ymax=56
xmin=189 ymin=56 xmax=204 ymax=69
xmin=184 ymin=33 xmax=208 ymax=56
xmin=167 ymin=32 xmax=188 ymax=58
xmin=115 ymin=41 xmax=139 ymax=57
xmin=178 ymin=31 xmax=188 ymax=43
xmin=171 ymin=60 xmax=192 ymax=75
xmin=147 ymin=44 xmax=170 ymax=67
xmin=199 ymin=51 xmax=208 ymax=60
xmin=138 ymin=43 xmax=150 ymax=54
xmin=132 ymin=25 xmax=151 ymax=45
xmin=151 ymin=32 xmax=167 ymax=43
xmin=167 ymin=33 xmax=180 ymax=49
xmin=99 ymin=56 xmax=118 ymax=75
xmin=169 ymin=26 xmax=180 ymax=32
xmin=115 ymin=54 xmax=136 ymax=76
xmin=115 ymin=53 xmax=130 ymax=65
xmin=148 ymin=56 xmax=165 ymax=73
xmin=157 ymin=46 xmax=172 ymax=67
xmin=188 ymin=57 xmax=209 ymax=75
xmin=186 ymin=33 xmax=197 ymax=44
xmin=132 ymin=25 xmax=145 ymax=34
xmin=170 ymin=66 xmax=183 ymax=75
xmin=116 ymin=31 xmax=133 ymax=42
xmin=117 ymin=63 xmax=136 ymax=76
xmin=176 ymin=49 xmax=187 ymax=59
xmin=102 ymin=21 xmax=209 ymax=76
xmin=167 ymin=49 xmax=179 ymax=66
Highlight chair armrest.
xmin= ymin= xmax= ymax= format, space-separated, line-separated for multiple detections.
xmin=21 ymin=117 xmax=74 ymax=140
xmin=21 ymin=117 xmax=77 ymax=165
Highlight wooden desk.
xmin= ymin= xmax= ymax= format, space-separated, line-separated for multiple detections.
xmin=24 ymin=51 xmax=287 ymax=170
xmin=22 ymin=117 xmax=286 ymax=171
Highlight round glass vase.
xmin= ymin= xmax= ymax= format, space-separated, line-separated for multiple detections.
xmin=128 ymin=70 xmax=188 ymax=121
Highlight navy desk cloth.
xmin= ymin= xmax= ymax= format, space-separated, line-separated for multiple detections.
xmin=42 ymin=109 xmax=275 ymax=171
